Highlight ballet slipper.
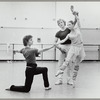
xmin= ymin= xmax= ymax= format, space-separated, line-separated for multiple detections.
xmin=72 ymin=81 xmax=75 ymax=88
xmin=55 ymin=70 xmax=64 ymax=77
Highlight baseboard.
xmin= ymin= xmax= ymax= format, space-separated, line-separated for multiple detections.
xmin=0 ymin=60 xmax=100 ymax=62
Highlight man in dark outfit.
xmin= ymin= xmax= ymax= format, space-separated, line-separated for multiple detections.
xmin=6 ymin=35 xmax=53 ymax=92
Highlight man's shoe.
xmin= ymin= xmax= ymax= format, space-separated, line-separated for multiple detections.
xmin=5 ymin=88 xmax=10 ymax=91
xmin=45 ymin=87 xmax=52 ymax=90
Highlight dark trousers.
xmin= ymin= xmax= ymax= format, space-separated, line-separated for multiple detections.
xmin=10 ymin=65 xmax=50 ymax=93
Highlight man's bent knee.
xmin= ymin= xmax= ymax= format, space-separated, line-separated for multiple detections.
xmin=43 ymin=67 xmax=48 ymax=72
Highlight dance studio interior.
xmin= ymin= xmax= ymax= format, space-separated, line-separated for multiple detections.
xmin=0 ymin=0 xmax=100 ymax=99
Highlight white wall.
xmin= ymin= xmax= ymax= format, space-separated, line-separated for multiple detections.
xmin=0 ymin=28 xmax=57 ymax=44
xmin=0 ymin=28 xmax=100 ymax=45
xmin=0 ymin=2 xmax=100 ymax=28
xmin=0 ymin=2 xmax=100 ymax=44
xmin=0 ymin=2 xmax=56 ymax=28
xmin=56 ymin=2 xmax=100 ymax=28
xmin=0 ymin=1 xmax=100 ymax=60
xmin=0 ymin=28 xmax=100 ymax=60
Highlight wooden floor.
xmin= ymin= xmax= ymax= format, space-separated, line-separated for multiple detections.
xmin=0 ymin=61 xmax=100 ymax=99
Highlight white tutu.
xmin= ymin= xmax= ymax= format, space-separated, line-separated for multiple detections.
xmin=65 ymin=44 xmax=86 ymax=63
xmin=58 ymin=44 xmax=70 ymax=52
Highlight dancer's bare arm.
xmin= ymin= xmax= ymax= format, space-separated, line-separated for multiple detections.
xmin=38 ymin=45 xmax=54 ymax=53
xmin=75 ymin=14 xmax=81 ymax=29
xmin=57 ymin=35 xmax=69 ymax=44
xmin=70 ymin=5 xmax=77 ymax=26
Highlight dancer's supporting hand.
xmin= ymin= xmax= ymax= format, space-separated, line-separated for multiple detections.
xmin=13 ymin=50 xmax=20 ymax=55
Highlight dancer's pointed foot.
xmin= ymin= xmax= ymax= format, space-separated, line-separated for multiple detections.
xmin=55 ymin=80 xmax=63 ymax=85
xmin=72 ymin=81 xmax=75 ymax=88
xmin=55 ymin=70 xmax=64 ymax=77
